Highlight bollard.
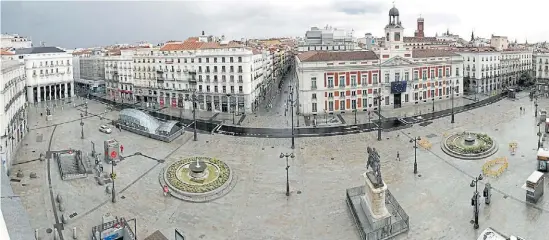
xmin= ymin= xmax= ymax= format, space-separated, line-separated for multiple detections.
xmin=35 ymin=229 xmax=40 ymax=240
xmin=56 ymin=194 xmax=63 ymax=204
xmin=53 ymin=231 xmax=59 ymax=240
xmin=58 ymin=203 xmax=65 ymax=212
xmin=61 ymin=214 xmax=67 ymax=224
xmin=72 ymin=227 xmax=77 ymax=239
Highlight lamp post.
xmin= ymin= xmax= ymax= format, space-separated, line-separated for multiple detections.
xmin=538 ymin=122 xmax=542 ymax=149
xmin=431 ymin=97 xmax=435 ymax=119
xmin=80 ymin=113 xmax=84 ymax=139
xmin=288 ymin=85 xmax=296 ymax=149
xmin=535 ymin=101 xmax=538 ymax=117
xmin=470 ymin=174 xmax=483 ymax=229
xmin=376 ymin=92 xmax=382 ymax=141
xmin=111 ymin=159 xmax=117 ymax=203
xmin=353 ymin=109 xmax=358 ymax=125
xmin=324 ymin=109 xmax=327 ymax=124
xmin=279 ymin=152 xmax=295 ymax=196
xmin=451 ymin=86 xmax=455 ymax=124
xmin=185 ymin=72 xmax=198 ymax=141
xmin=409 ymin=136 xmax=421 ymax=174
xmin=226 ymin=94 xmax=235 ymax=124
xmin=84 ymin=101 xmax=88 ymax=116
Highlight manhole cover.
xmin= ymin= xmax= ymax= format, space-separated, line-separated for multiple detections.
xmin=331 ymin=157 xmax=335 ymax=160
xmin=32 ymin=150 xmax=36 ymax=153
xmin=46 ymin=228 xmax=53 ymax=233
xmin=297 ymin=190 xmax=302 ymax=194
xmin=470 ymin=220 xmax=475 ymax=224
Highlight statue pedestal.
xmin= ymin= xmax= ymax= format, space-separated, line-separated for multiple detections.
xmin=360 ymin=172 xmax=391 ymax=229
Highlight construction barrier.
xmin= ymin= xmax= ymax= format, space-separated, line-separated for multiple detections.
xmin=482 ymin=157 xmax=509 ymax=178
xmin=419 ymin=139 xmax=432 ymax=150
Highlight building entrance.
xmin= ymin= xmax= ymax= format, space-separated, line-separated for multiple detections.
xmin=393 ymin=93 xmax=402 ymax=108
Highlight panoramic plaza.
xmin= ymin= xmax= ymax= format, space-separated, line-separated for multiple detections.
xmin=5 ymin=92 xmax=549 ymax=240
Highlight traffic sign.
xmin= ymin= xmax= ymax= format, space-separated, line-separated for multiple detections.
xmin=110 ymin=151 xmax=117 ymax=158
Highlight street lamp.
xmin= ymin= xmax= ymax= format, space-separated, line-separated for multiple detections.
xmin=409 ymin=136 xmax=421 ymax=174
xmin=85 ymin=101 xmax=88 ymax=116
xmin=323 ymin=109 xmax=327 ymax=124
xmin=431 ymin=96 xmax=435 ymax=119
xmin=80 ymin=113 xmax=85 ymax=139
xmin=470 ymin=174 xmax=483 ymax=229
xmin=375 ymin=92 xmax=382 ymax=141
xmin=353 ymin=109 xmax=358 ymax=125
xmin=226 ymin=94 xmax=235 ymax=125
xmin=111 ymin=159 xmax=117 ymax=203
xmin=538 ymin=122 xmax=542 ymax=149
xmin=185 ymin=72 xmax=198 ymax=141
xmin=451 ymin=86 xmax=456 ymax=124
xmin=288 ymin=85 xmax=296 ymax=149
xmin=535 ymin=101 xmax=538 ymax=117
xmin=279 ymin=152 xmax=295 ymax=196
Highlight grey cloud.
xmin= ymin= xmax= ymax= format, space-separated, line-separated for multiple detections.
xmin=0 ymin=1 xmax=391 ymax=49
xmin=332 ymin=0 xmax=385 ymax=15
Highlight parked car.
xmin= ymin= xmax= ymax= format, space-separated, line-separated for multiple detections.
xmin=99 ymin=125 xmax=112 ymax=134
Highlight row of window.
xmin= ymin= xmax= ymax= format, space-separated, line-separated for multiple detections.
xmin=33 ymin=60 xmax=71 ymax=67
xmin=134 ymin=56 xmax=243 ymax=64
xmin=313 ymin=68 xmax=460 ymax=89
xmin=466 ymin=55 xmax=531 ymax=62
xmin=32 ymin=68 xmax=71 ymax=76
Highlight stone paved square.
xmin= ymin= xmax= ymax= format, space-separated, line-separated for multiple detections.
xmin=7 ymin=94 xmax=549 ymax=240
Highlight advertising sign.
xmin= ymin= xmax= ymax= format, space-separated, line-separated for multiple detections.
xmin=159 ymin=98 xmax=165 ymax=107
xmin=171 ymin=98 xmax=177 ymax=108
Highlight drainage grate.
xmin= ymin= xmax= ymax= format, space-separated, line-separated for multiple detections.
xmin=426 ymin=134 xmax=438 ymax=138
xmin=10 ymin=179 xmax=21 ymax=182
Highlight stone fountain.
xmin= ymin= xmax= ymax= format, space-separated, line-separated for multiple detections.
xmin=464 ymin=133 xmax=477 ymax=146
xmin=189 ymin=159 xmax=208 ymax=180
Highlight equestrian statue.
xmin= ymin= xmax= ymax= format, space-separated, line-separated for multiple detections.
xmin=366 ymin=146 xmax=384 ymax=187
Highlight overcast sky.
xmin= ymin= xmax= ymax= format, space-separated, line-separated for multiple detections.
xmin=1 ymin=0 xmax=547 ymax=49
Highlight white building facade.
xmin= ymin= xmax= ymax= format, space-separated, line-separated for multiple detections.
xmin=16 ymin=47 xmax=75 ymax=103
xmin=298 ymin=26 xmax=358 ymax=52
xmin=131 ymin=41 xmax=269 ymax=113
xmin=0 ymin=59 xmax=27 ymax=172
xmin=296 ymin=5 xmax=464 ymax=115
xmin=534 ymin=52 xmax=549 ymax=92
xmin=458 ymin=48 xmax=532 ymax=94
xmin=105 ymin=51 xmax=134 ymax=101
xmin=1 ymin=33 xmax=32 ymax=49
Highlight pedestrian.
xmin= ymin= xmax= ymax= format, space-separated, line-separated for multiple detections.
xmin=396 ymin=151 xmax=400 ymax=161
xmin=120 ymin=145 xmax=124 ymax=154
xmin=520 ymin=106 xmax=523 ymax=113
xmin=163 ymin=185 xmax=169 ymax=197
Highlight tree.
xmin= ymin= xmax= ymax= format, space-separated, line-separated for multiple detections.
xmin=518 ymin=72 xmax=534 ymax=86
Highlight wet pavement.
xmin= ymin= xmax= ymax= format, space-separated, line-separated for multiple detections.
xmin=7 ymin=91 xmax=549 ymax=240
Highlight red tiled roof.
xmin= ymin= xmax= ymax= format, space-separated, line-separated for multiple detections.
xmin=298 ymin=51 xmax=379 ymax=62
xmin=412 ymin=49 xmax=459 ymax=58
xmin=0 ymin=50 xmax=14 ymax=55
